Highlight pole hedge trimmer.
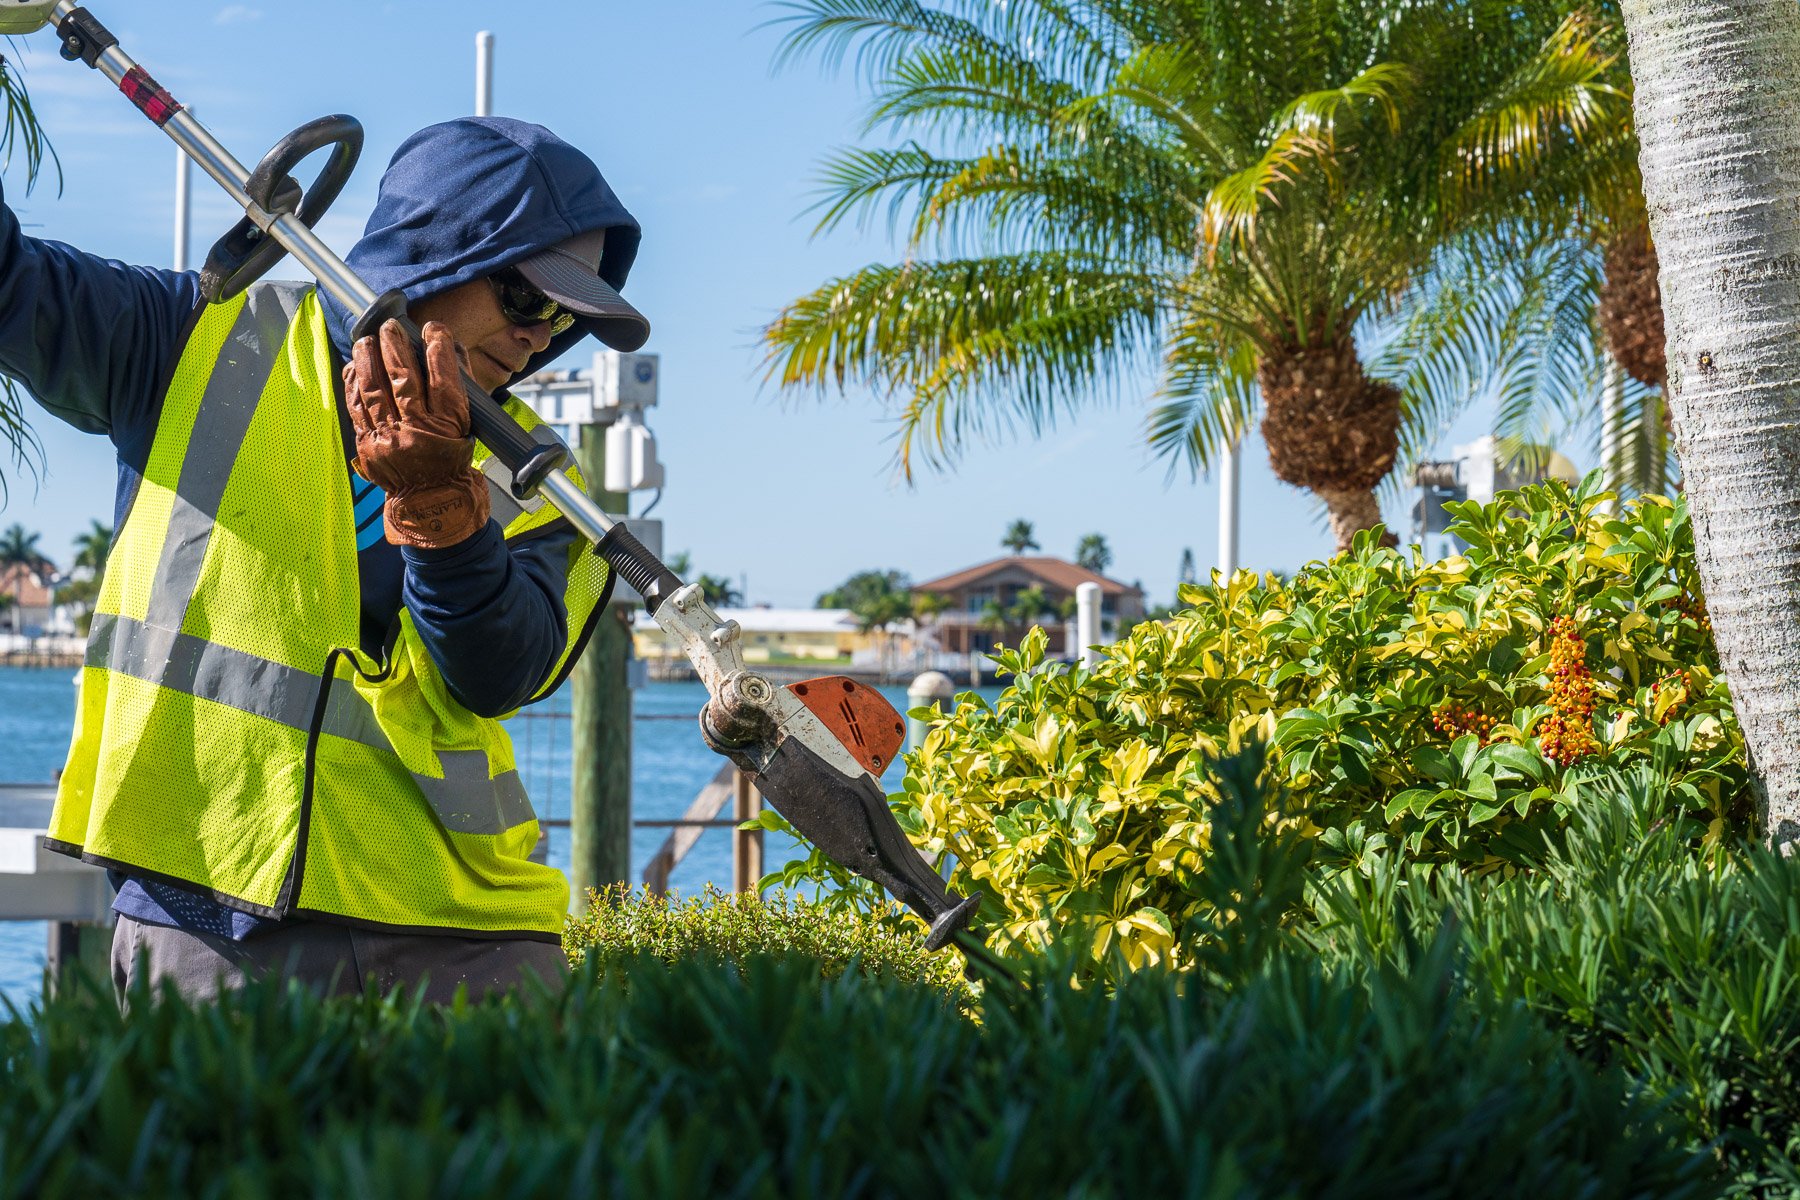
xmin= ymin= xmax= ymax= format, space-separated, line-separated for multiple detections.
xmin=0 ymin=0 xmax=999 ymax=972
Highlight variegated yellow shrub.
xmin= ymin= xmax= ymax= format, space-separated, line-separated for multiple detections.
xmin=766 ymin=478 xmax=1748 ymax=969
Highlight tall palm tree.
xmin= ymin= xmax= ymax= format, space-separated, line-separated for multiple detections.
xmin=763 ymin=0 xmax=1615 ymax=550
xmin=71 ymin=519 xmax=111 ymax=576
xmin=1617 ymin=0 xmax=1800 ymax=846
xmin=1000 ymin=519 xmax=1039 ymax=555
xmin=1075 ymin=533 xmax=1112 ymax=574
xmin=59 ymin=520 xmax=113 ymax=635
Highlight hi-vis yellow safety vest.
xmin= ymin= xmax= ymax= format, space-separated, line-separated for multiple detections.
xmin=45 ymin=282 xmax=609 ymax=940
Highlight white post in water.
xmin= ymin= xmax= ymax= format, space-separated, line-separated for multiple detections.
xmin=1076 ymin=581 xmax=1102 ymax=669
xmin=1218 ymin=439 xmax=1241 ymax=578
xmin=475 ymin=32 xmax=495 ymax=116
xmin=906 ymin=671 xmax=956 ymax=752
xmin=172 ymin=128 xmax=191 ymax=271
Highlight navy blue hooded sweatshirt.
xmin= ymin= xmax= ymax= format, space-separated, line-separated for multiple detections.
xmin=0 ymin=118 xmax=643 ymax=939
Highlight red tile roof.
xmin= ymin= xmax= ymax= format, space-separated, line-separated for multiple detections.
xmin=0 ymin=562 xmax=55 ymax=607
xmin=914 ymin=555 xmax=1141 ymax=597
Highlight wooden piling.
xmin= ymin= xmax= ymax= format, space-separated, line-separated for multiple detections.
xmin=569 ymin=428 xmax=632 ymax=912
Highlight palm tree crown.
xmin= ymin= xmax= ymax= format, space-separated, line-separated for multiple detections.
xmin=1001 ymin=519 xmax=1040 ymax=554
xmin=764 ymin=0 xmax=1620 ymax=549
xmin=1075 ymin=533 xmax=1113 ymax=574
xmin=72 ymin=520 xmax=112 ymax=576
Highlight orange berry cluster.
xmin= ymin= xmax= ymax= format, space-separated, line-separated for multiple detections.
xmin=1671 ymin=592 xmax=1712 ymax=636
xmin=1539 ymin=615 xmax=1597 ymax=767
xmin=1431 ymin=700 xmax=1496 ymax=745
xmin=1650 ymin=668 xmax=1691 ymax=724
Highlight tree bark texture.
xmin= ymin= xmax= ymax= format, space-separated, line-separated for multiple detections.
xmin=1622 ymin=0 xmax=1800 ymax=846
xmin=1314 ymin=487 xmax=1391 ymax=553
xmin=1258 ymin=336 xmax=1400 ymax=553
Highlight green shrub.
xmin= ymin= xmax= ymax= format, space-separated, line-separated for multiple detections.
xmin=1310 ymin=771 xmax=1800 ymax=1198
xmin=562 ymin=884 xmax=968 ymax=1000
xmin=0 ymin=938 xmax=1711 ymax=1198
xmin=883 ymin=478 xmax=1745 ymax=963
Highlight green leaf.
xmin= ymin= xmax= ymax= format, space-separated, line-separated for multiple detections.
xmin=1385 ymin=789 xmax=1432 ymax=822
xmin=1410 ymin=745 xmax=1461 ymax=784
xmin=1485 ymin=743 xmax=1548 ymax=781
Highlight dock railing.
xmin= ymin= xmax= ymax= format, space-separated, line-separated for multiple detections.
xmin=510 ymin=707 xmax=766 ymax=898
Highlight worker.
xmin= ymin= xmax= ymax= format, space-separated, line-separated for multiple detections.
xmin=0 ymin=117 xmax=648 ymax=1002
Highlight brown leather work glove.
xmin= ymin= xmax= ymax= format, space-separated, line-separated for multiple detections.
xmin=344 ymin=319 xmax=491 ymax=549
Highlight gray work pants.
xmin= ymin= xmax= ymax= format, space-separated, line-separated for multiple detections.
xmin=111 ymin=912 xmax=569 ymax=1005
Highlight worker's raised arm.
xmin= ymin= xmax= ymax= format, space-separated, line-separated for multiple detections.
xmin=0 ymin=177 xmax=203 ymax=438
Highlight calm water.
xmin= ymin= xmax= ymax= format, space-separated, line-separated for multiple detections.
xmin=0 ymin=664 xmax=964 ymax=1008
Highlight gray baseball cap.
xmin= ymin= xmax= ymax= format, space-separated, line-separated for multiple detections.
xmin=512 ymin=228 xmax=650 ymax=351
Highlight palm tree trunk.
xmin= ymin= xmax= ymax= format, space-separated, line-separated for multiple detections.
xmin=1622 ymin=0 xmax=1800 ymax=847
xmin=1258 ymin=336 xmax=1401 ymax=553
xmin=1598 ymin=222 xmax=1668 ymax=392
xmin=1315 ymin=488 xmax=1390 ymax=552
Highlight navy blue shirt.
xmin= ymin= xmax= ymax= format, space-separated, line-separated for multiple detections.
xmin=0 ymin=179 xmax=580 ymax=939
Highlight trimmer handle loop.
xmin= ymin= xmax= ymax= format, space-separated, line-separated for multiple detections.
xmin=200 ymin=114 xmax=363 ymax=303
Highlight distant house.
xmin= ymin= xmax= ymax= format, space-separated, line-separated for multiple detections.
xmin=913 ymin=556 xmax=1146 ymax=657
xmin=0 ymin=561 xmax=58 ymax=638
xmin=633 ymin=607 xmax=867 ymax=665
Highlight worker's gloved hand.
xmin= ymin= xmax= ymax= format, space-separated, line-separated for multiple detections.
xmin=344 ymin=319 xmax=491 ymax=549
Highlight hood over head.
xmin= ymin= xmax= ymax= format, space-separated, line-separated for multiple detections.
xmin=321 ymin=117 xmax=645 ymax=382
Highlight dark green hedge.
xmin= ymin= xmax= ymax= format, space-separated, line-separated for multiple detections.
xmin=1312 ymin=762 xmax=1800 ymax=1198
xmin=0 ymin=941 xmax=1707 ymax=1199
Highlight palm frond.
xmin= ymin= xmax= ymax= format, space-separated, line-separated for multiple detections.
xmin=0 ymin=44 xmax=55 ymax=499
xmin=1146 ymin=321 xmax=1261 ymax=478
xmin=0 ymin=377 xmax=42 ymax=505
xmin=761 ymin=252 xmax=1163 ymax=478
xmin=0 ymin=45 xmax=59 ymax=194
xmin=1061 ymin=42 xmax=1243 ymax=169
xmin=767 ymin=0 xmax=996 ymax=81
xmin=1440 ymin=9 xmax=1629 ymax=219
xmin=917 ymin=142 xmax=1198 ymax=257
xmin=1365 ymin=226 xmax=1602 ymax=478
xmin=810 ymin=143 xmax=972 ymax=239
xmin=1200 ymin=130 xmax=1335 ymax=255
xmin=1274 ymin=61 xmax=1417 ymax=142
xmin=869 ymin=39 xmax=1083 ymax=140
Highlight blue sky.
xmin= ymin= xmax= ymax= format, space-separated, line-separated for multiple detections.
xmin=0 ymin=0 xmax=1513 ymax=608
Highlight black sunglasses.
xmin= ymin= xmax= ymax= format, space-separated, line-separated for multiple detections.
xmin=489 ymin=268 xmax=578 ymax=335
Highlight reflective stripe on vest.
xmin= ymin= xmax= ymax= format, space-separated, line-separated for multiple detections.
xmin=85 ymin=610 xmax=535 ymax=835
xmin=47 ymin=281 xmax=605 ymax=935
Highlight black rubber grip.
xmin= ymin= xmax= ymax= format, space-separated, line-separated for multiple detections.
xmin=597 ymin=523 xmax=684 ymax=615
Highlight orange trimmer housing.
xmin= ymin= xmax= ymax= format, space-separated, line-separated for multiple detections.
xmin=785 ymin=676 xmax=907 ymax=776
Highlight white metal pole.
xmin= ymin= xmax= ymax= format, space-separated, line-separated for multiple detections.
xmin=1076 ymin=581 xmax=1102 ymax=669
xmin=172 ymin=123 xmax=191 ymax=271
xmin=1599 ymin=354 xmax=1624 ymax=513
xmin=1218 ymin=439 xmax=1241 ymax=578
xmin=475 ymin=32 xmax=494 ymax=116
